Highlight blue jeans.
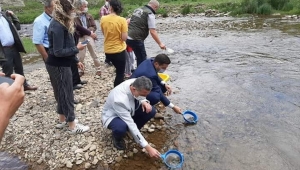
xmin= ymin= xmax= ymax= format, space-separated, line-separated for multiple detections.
xmin=108 ymin=100 xmax=156 ymax=140
xmin=126 ymin=39 xmax=147 ymax=66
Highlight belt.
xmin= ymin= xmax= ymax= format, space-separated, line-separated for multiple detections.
xmin=2 ymin=45 xmax=14 ymax=48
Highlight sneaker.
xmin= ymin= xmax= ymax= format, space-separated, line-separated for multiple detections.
xmin=55 ymin=119 xmax=78 ymax=129
xmin=68 ymin=124 xmax=90 ymax=134
xmin=112 ymin=135 xmax=126 ymax=150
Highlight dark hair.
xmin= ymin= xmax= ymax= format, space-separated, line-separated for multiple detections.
xmin=154 ymin=54 xmax=171 ymax=65
xmin=109 ymin=0 xmax=123 ymax=15
xmin=60 ymin=0 xmax=74 ymax=14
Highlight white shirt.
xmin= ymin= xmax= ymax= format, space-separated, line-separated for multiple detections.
xmin=0 ymin=16 xmax=15 ymax=46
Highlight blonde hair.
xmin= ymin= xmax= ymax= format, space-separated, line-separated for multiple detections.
xmin=52 ymin=0 xmax=75 ymax=34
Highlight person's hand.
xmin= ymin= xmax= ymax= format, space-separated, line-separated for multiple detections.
xmin=141 ymin=101 xmax=152 ymax=113
xmin=77 ymin=62 xmax=84 ymax=71
xmin=165 ymin=84 xmax=172 ymax=96
xmin=0 ymin=74 xmax=25 ymax=119
xmin=172 ymin=106 xmax=182 ymax=114
xmin=90 ymin=31 xmax=97 ymax=39
xmin=126 ymin=18 xmax=131 ymax=25
xmin=159 ymin=43 xmax=166 ymax=50
xmin=0 ymin=73 xmax=4 ymax=76
xmin=145 ymin=145 xmax=161 ymax=158
xmin=77 ymin=42 xmax=87 ymax=50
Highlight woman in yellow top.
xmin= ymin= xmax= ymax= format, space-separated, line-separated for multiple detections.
xmin=100 ymin=0 xmax=128 ymax=87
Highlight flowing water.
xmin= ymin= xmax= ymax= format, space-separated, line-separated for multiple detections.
xmin=142 ymin=15 xmax=300 ymax=170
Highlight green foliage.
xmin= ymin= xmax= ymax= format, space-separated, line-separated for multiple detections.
xmin=236 ymin=0 xmax=297 ymax=15
xmin=257 ymin=3 xmax=272 ymax=14
xmin=181 ymin=4 xmax=191 ymax=15
xmin=157 ymin=8 xmax=168 ymax=17
xmin=282 ymin=2 xmax=294 ymax=11
xmin=21 ymin=37 xmax=37 ymax=54
xmin=268 ymin=0 xmax=289 ymax=10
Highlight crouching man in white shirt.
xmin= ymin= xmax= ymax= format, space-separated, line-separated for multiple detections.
xmin=101 ymin=76 xmax=161 ymax=158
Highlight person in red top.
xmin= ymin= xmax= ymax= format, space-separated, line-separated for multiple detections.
xmin=99 ymin=0 xmax=113 ymax=66
xmin=99 ymin=0 xmax=110 ymax=18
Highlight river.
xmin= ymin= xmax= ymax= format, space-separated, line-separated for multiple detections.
xmin=144 ymin=15 xmax=300 ymax=170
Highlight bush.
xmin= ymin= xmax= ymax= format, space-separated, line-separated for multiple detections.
xmin=282 ymin=2 xmax=294 ymax=11
xmin=257 ymin=3 xmax=272 ymax=14
xmin=268 ymin=0 xmax=289 ymax=10
xmin=157 ymin=8 xmax=168 ymax=17
xmin=241 ymin=0 xmax=258 ymax=13
xmin=181 ymin=5 xmax=191 ymax=15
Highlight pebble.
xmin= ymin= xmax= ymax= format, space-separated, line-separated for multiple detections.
xmin=83 ymin=143 xmax=91 ymax=151
xmin=76 ymin=160 xmax=83 ymax=165
xmin=85 ymin=152 xmax=89 ymax=160
xmin=115 ymin=156 xmax=122 ymax=162
xmin=75 ymin=149 xmax=83 ymax=153
xmin=133 ymin=148 xmax=138 ymax=154
xmin=85 ymin=162 xmax=91 ymax=169
xmin=89 ymin=145 xmax=97 ymax=151
xmin=92 ymin=158 xmax=98 ymax=165
xmin=76 ymin=104 xmax=83 ymax=111
xmin=66 ymin=161 xmax=73 ymax=168
xmin=148 ymin=128 xmax=155 ymax=133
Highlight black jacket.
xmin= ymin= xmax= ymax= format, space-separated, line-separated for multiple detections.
xmin=0 ymin=11 xmax=26 ymax=62
xmin=46 ymin=19 xmax=79 ymax=67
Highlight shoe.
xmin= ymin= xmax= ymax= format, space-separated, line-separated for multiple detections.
xmin=68 ymin=123 xmax=90 ymax=134
xmin=79 ymin=80 xmax=88 ymax=85
xmin=73 ymin=84 xmax=82 ymax=90
xmin=112 ymin=135 xmax=126 ymax=150
xmin=24 ymin=85 xmax=38 ymax=91
xmin=55 ymin=119 xmax=78 ymax=129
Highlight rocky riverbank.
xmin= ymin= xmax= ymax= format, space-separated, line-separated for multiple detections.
xmin=0 ymin=52 xmax=180 ymax=169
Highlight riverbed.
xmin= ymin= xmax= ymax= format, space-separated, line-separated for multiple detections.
xmin=2 ymin=14 xmax=300 ymax=170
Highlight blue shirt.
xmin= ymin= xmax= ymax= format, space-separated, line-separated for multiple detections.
xmin=0 ymin=16 xmax=15 ymax=46
xmin=32 ymin=12 xmax=51 ymax=48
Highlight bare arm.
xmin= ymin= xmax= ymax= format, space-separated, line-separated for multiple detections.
xmin=35 ymin=44 xmax=48 ymax=61
xmin=149 ymin=28 xmax=165 ymax=49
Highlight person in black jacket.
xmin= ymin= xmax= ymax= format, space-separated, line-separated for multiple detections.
xmin=0 ymin=8 xmax=38 ymax=91
xmin=46 ymin=0 xmax=90 ymax=134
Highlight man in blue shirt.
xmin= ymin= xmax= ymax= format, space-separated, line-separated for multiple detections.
xmin=131 ymin=54 xmax=182 ymax=114
xmin=32 ymin=0 xmax=53 ymax=62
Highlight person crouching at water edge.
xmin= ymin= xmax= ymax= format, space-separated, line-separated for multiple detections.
xmin=101 ymin=76 xmax=161 ymax=158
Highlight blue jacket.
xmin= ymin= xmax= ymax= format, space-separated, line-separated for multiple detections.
xmin=131 ymin=58 xmax=170 ymax=106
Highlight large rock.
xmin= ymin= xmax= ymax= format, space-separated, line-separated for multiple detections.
xmin=0 ymin=0 xmax=25 ymax=7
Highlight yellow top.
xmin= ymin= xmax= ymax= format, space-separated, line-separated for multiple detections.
xmin=100 ymin=14 xmax=128 ymax=54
